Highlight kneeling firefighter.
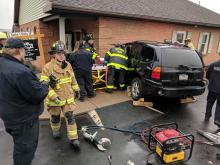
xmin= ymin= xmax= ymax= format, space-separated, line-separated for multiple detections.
xmin=40 ymin=41 xmax=81 ymax=148
xmin=104 ymin=43 xmax=128 ymax=93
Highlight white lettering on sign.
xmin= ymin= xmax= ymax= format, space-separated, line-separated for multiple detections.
xmin=214 ymin=66 xmax=220 ymax=72
xmin=24 ymin=42 xmax=34 ymax=50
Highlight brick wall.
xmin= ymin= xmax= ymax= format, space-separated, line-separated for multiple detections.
xmin=98 ymin=16 xmax=220 ymax=65
xmin=19 ymin=16 xmax=220 ymax=68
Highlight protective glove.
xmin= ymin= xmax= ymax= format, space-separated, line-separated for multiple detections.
xmin=54 ymin=97 xmax=61 ymax=105
xmin=75 ymin=91 xmax=81 ymax=100
xmin=49 ymin=74 xmax=57 ymax=89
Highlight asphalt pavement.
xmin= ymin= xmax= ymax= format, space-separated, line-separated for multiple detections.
xmin=0 ymin=90 xmax=219 ymax=165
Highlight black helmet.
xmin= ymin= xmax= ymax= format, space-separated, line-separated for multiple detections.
xmin=115 ymin=43 xmax=125 ymax=49
xmin=48 ymin=41 xmax=65 ymax=55
xmin=85 ymin=33 xmax=94 ymax=41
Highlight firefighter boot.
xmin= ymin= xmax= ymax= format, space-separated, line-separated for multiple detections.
xmin=52 ymin=130 xmax=61 ymax=139
xmin=70 ymin=139 xmax=80 ymax=149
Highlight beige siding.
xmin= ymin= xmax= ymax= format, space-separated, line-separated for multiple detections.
xmin=19 ymin=0 xmax=50 ymax=25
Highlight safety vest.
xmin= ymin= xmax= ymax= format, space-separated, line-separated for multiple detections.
xmin=105 ymin=47 xmax=128 ymax=70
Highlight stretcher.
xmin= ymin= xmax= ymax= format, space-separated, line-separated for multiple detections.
xmin=92 ymin=64 xmax=107 ymax=90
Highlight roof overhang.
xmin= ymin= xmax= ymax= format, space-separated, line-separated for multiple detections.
xmin=43 ymin=2 xmax=220 ymax=28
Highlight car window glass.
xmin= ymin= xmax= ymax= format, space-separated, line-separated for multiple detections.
xmin=131 ymin=44 xmax=142 ymax=59
xmin=140 ymin=46 xmax=155 ymax=62
xmin=162 ymin=48 xmax=203 ymax=67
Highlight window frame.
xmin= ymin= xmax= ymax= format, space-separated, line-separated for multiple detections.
xmin=217 ymin=37 xmax=220 ymax=54
xmin=198 ymin=32 xmax=210 ymax=54
xmin=172 ymin=31 xmax=187 ymax=44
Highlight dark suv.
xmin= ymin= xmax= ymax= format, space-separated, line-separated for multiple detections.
xmin=125 ymin=41 xmax=206 ymax=100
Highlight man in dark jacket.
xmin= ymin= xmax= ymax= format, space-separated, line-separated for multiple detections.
xmin=83 ymin=34 xmax=98 ymax=60
xmin=69 ymin=43 xmax=95 ymax=102
xmin=0 ymin=38 xmax=48 ymax=165
xmin=205 ymin=60 xmax=220 ymax=128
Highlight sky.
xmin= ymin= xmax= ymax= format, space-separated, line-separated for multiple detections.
xmin=0 ymin=0 xmax=220 ymax=30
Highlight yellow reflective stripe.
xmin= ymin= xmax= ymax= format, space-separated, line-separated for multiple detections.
xmin=47 ymin=97 xmax=75 ymax=106
xmin=48 ymin=90 xmax=56 ymax=98
xmin=120 ymin=84 xmax=125 ymax=88
xmin=40 ymin=75 xmax=50 ymax=82
xmin=85 ymin=48 xmax=90 ymax=51
xmin=67 ymin=97 xmax=75 ymax=104
xmin=115 ymin=48 xmax=124 ymax=52
xmin=107 ymin=85 xmax=114 ymax=89
xmin=72 ymin=84 xmax=79 ymax=90
xmin=106 ymin=51 xmax=111 ymax=56
xmin=67 ymin=130 xmax=78 ymax=138
xmin=57 ymin=77 xmax=72 ymax=85
xmin=127 ymin=68 xmax=135 ymax=71
xmin=108 ymin=53 xmax=128 ymax=60
xmin=50 ymin=122 xmax=61 ymax=131
xmin=92 ymin=52 xmax=97 ymax=59
xmin=107 ymin=63 xmax=128 ymax=70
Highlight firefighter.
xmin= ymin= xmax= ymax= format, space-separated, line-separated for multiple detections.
xmin=104 ymin=43 xmax=128 ymax=93
xmin=40 ymin=41 xmax=81 ymax=148
xmin=205 ymin=59 xmax=220 ymax=128
xmin=0 ymin=38 xmax=49 ymax=165
xmin=69 ymin=41 xmax=96 ymax=102
xmin=0 ymin=32 xmax=7 ymax=55
xmin=184 ymin=38 xmax=195 ymax=50
xmin=83 ymin=33 xmax=98 ymax=60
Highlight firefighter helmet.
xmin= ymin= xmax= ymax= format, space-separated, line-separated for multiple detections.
xmin=0 ymin=32 xmax=7 ymax=40
xmin=49 ymin=41 xmax=65 ymax=55
xmin=85 ymin=33 xmax=94 ymax=41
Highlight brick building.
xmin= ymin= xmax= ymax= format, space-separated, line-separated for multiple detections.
xmin=14 ymin=0 xmax=220 ymax=68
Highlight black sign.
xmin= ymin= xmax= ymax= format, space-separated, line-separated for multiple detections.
xmin=23 ymin=39 xmax=39 ymax=61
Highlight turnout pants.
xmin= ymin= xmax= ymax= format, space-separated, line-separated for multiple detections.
xmin=48 ymin=104 xmax=78 ymax=140
xmin=75 ymin=69 xmax=94 ymax=99
xmin=206 ymin=91 xmax=220 ymax=122
xmin=107 ymin=67 xmax=126 ymax=90
xmin=5 ymin=118 xmax=39 ymax=165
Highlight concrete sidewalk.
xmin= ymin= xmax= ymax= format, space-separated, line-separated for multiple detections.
xmin=40 ymin=90 xmax=131 ymax=119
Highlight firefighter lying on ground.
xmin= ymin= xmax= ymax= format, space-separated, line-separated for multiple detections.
xmin=40 ymin=41 xmax=81 ymax=149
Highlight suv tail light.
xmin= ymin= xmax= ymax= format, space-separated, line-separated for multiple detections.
xmin=151 ymin=67 xmax=161 ymax=80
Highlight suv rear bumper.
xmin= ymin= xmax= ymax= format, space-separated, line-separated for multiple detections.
xmin=143 ymin=80 xmax=206 ymax=98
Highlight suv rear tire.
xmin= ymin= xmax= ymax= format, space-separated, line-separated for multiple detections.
xmin=131 ymin=77 xmax=143 ymax=100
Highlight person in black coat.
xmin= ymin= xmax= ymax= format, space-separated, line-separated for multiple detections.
xmin=205 ymin=59 xmax=220 ymax=128
xmin=69 ymin=41 xmax=95 ymax=102
xmin=0 ymin=38 xmax=48 ymax=165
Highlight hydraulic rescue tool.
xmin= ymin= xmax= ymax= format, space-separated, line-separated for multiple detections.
xmin=147 ymin=123 xmax=194 ymax=164
xmin=81 ymin=127 xmax=111 ymax=151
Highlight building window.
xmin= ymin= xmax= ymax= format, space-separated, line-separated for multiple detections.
xmin=217 ymin=38 xmax=220 ymax=54
xmin=198 ymin=32 xmax=212 ymax=54
xmin=172 ymin=31 xmax=187 ymax=44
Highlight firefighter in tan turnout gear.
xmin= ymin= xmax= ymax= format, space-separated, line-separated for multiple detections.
xmin=40 ymin=41 xmax=80 ymax=148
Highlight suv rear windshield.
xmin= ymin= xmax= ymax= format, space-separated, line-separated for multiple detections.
xmin=162 ymin=48 xmax=203 ymax=68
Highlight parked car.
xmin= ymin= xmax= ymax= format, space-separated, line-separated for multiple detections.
xmin=125 ymin=41 xmax=206 ymax=100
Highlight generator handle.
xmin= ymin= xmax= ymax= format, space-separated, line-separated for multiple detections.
xmin=149 ymin=122 xmax=178 ymax=133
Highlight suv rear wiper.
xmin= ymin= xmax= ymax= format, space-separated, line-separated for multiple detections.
xmin=178 ymin=65 xmax=192 ymax=70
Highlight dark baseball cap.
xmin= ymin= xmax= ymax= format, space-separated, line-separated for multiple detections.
xmin=4 ymin=38 xmax=25 ymax=49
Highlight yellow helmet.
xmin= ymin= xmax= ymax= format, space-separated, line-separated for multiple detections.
xmin=0 ymin=32 xmax=7 ymax=39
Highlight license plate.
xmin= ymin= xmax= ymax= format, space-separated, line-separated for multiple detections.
xmin=179 ymin=74 xmax=188 ymax=80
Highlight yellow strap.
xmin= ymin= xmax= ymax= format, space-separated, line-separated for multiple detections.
xmin=48 ymin=90 xmax=56 ymax=98
xmin=107 ymin=63 xmax=128 ymax=70
xmin=120 ymin=84 xmax=125 ymax=88
xmin=40 ymin=75 xmax=50 ymax=82
xmin=107 ymin=85 xmax=114 ymax=89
